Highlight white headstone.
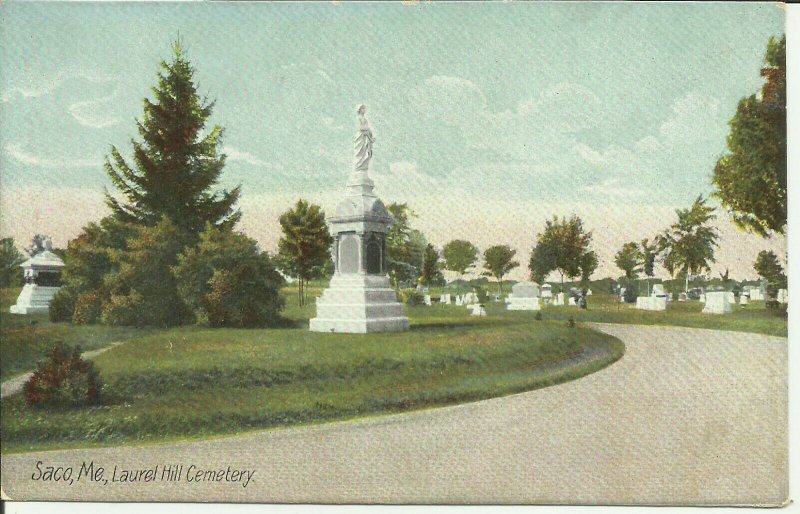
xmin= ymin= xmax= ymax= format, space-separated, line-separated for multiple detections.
xmin=423 ymin=294 xmax=432 ymax=306
xmin=739 ymin=294 xmax=749 ymax=306
xmin=469 ymin=304 xmax=487 ymax=317
xmin=553 ymin=292 xmax=565 ymax=306
xmin=702 ymin=291 xmax=733 ymax=314
xmin=506 ymin=281 xmax=541 ymax=311
xmin=568 ymin=297 xmax=577 ymax=306
xmin=540 ymin=284 xmax=553 ymax=298
xmin=636 ymin=296 xmax=667 ymax=311
xmin=652 ymin=284 xmax=666 ymax=297
xmin=777 ymin=289 xmax=788 ymax=304
xmin=586 ymin=288 xmax=593 ymax=296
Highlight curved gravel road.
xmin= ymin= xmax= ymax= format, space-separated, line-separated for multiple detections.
xmin=1 ymin=323 xmax=787 ymax=505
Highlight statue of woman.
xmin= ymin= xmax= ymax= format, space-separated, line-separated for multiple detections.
xmin=353 ymin=104 xmax=375 ymax=172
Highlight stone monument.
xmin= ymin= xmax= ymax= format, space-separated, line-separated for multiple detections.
xmin=635 ymin=283 xmax=667 ymax=311
xmin=309 ymin=106 xmax=409 ymax=333
xmin=702 ymin=291 xmax=733 ymax=315
xmin=505 ymin=281 xmax=541 ymax=311
xmin=10 ymin=238 xmax=65 ymax=315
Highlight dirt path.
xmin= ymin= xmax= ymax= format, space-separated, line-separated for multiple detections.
xmin=0 ymin=324 xmax=787 ymax=505
xmin=0 ymin=343 xmax=123 ymax=399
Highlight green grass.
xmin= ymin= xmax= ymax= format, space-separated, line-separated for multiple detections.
xmin=1 ymin=291 xmax=623 ymax=453
xmin=533 ymin=293 xmax=787 ymax=337
xmin=0 ymin=289 xmax=154 ymax=380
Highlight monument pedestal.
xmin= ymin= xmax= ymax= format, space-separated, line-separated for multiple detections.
xmin=310 ymin=274 xmax=409 ymax=333
xmin=10 ymin=285 xmax=61 ymax=314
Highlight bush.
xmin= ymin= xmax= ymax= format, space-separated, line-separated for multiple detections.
xmin=23 ymin=343 xmax=102 ymax=407
xmin=174 ymin=226 xmax=285 ymax=328
xmin=101 ymin=290 xmax=144 ymax=326
xmin=49 ymin=288 xmax=76 ymax=322
xmin=72 ymin=291 xmax=102 ymax=324
xmin=534 ymin=311 xmax=543 ymax=321
xmin=401 ymin=289 xmax=424 ymax=306
xmin=203 ymin=263 xmax=285 ymax=328
xmin=567 ymin=317 xmax=576 ymax=328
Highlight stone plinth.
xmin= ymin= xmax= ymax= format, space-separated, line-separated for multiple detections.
xmin=10 ymin=285 xmax=61 ymax=314
xmin=702 ymin=291 xmax=733 ymax=315
xmin=506 ymin=281 xmax=541 ymax=310
xmin=635 ymin=296 xmax=667 ymax=311
xmin=310 ymin=274 xmax=409 ymax=333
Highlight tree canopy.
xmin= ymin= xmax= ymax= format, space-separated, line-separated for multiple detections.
xmin=528 ymin=215 xmax=594 ymax=291
xmin=753 ymin=250 xmax=786 ymax=300
xmin=483 ymin=245 xmax=519 ymax=294
xmin=419 ymin=243 xmax=444 ymax=287
xmin=443 ymin=240 xmax=478 ymax=285
xmin=386 ymin=203 xmax=426 ymax=288
xmin=712 ymin=35 xmax=786 ymax=236
xmin=277 ymin=199 xmax=333 ymax=306
xmin=614 ymin=241 xmax=642 ymax=280
xmin=657 ymin=195 xmax=719 ymax=291
xmin=105 ymin=41 xmax=241 ymax=234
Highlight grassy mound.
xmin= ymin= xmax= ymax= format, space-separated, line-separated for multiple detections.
xmin=1 ymin=306 xmax=623 ymax=453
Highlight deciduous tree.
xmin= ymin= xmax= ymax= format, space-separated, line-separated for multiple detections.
xmin=483 ymin=245 xmax=519 ymax=294
xmin=712 ymin=35 xmax=786 ymax=236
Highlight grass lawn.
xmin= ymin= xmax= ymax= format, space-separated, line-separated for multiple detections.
xmin=0 ymin=289 xmax=154 ymax=381
xmin=1 ymin=289 xmax=623 ymax=453
xmin=533 ymin=293 xmax=787 ymax=337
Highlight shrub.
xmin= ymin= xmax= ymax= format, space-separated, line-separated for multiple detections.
xmin=567 ymin=317 xmax=576 ymax=328
xmin=203 ymin=263 xmax=285 ymax=328
xmin=534 ymin=311 xmax=543 ymax=321
xmin=49 ymin=287 xmax=76 ymax=322
xmin=72 ymin=291 xmax=102 ymax=324
xmin=23 ymin=343 xmax=102 ymax=407
xmin=101 ymin=290 xmax=144 ymax=326
xmin=401 ymin=290 xmax=424 ymax=306
xmin=174 ymin=226 xmax=285 ymax=327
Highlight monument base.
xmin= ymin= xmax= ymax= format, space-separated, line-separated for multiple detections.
xmin=506 ymin=297 xmax=541 ymax=311
xmin=310 ymin=274 xmax=409 ymax=334
xmin=9 ymin=284 xmax=60 ymax=315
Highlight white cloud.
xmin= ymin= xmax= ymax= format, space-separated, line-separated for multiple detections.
xmin=1 ymin=71 xmax=118 ymax=104
xmin=67 ymin=90 xmax=122 ymax=128
xmin=2 ymin=143 xmax=103 ymax=169
xmin=581 ymin=178 xmax=644 ymax=199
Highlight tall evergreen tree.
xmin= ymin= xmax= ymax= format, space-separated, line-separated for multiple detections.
xmin=105 ymin=41 xmax=241 ymax=234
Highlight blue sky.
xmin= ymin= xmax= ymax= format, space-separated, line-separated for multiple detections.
xmin=0 ymin=2 xmax=786 ymax=280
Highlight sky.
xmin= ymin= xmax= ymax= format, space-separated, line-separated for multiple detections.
xmin=0 ymin=2 xmax=787 ymax=281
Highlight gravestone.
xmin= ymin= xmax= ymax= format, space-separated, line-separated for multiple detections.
xmin=540 ymin=284 xmax=553 ymax=299
xmin=777 ymin=289 xmax=788 ymax=304
xmin=702 ymin=291 xmax=733 ymax=314
xmin=10 ymin=238 xmax=64 ymax=315
xmin=506 ymin=281 xmax=541 ymax=311
xmin=553 ymin=292 xmax=565 ymax=306
xmin=468 ymin=304 xmax=487 ymax=316
xmin=739 ymin=294 xmax=749 ymax=306
xmin=310 ymin=106 xmax=409 ymax=333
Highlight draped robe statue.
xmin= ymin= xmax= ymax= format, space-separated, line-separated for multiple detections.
xmin=353 ymin=104 xmax=375 ymax=172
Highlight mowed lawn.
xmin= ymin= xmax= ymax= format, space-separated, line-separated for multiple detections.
xmin=531 ymin=293 xmax=787 ymax=337
xmin=1 ymin=286 xmax=623 ymax=453
xmin=0 ymin=289 xmax=154 ymax=381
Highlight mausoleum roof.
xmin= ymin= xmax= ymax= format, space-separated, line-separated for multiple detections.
xmin=21 ymin=250 xmax=65 ymax=270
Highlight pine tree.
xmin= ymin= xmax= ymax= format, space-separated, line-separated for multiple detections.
xmin=105 ymin=40 xmax=241 ymax=234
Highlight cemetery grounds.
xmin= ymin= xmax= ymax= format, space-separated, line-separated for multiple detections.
xmin=0 ymin=283 xmax=786 ymax=454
